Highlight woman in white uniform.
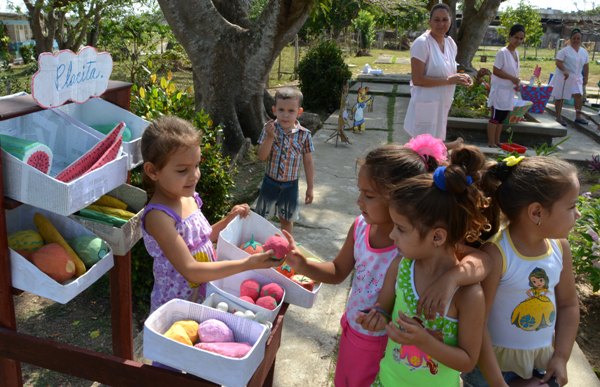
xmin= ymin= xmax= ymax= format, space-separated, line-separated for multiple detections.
xmin=551 ymin=28 xmax=589 ymax=126
xmin=486 ymin=24 xmax=525 ymax=147
xmin=404 ymin=3 xmax=472 ymax=149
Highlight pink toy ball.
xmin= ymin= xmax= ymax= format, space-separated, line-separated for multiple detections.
xmin=239 ymin=295 xmax=256 ymax=304
xmin=255 ymin=295 xmax=278 ymax=310
xmin=262 ymin=234 xmax=290 ymax=260
xmin=239 ymin=279 xmax=261 ymax=301
xmin=260 ymin=282 xmax=284 ymax=303
xmin=198 ymin=319 xmax=234 ymax=343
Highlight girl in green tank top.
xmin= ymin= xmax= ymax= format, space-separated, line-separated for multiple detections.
xmin=356 ymin=145 xmax=489 ymax=386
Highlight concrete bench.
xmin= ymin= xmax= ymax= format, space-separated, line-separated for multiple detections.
xmin=447 ymin=114 xmax=567 ymax=147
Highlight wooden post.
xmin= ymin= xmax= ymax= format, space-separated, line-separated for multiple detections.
xmin=294 ymin=35 xmax=299 ymax=80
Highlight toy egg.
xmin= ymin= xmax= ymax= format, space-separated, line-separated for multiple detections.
xmin=216 ymin=302 xmax=229 ymax=312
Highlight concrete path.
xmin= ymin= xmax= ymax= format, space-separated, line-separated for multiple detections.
xmin=272 ymin=79 xmax=600 ymax=386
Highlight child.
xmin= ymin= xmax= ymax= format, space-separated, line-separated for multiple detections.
xmin=284 ymin=138 xmax=488 ymax=387
xmin=256 ymin=87 xmax=314 ymax=234
xmin=141 ymin=116 xmax=279 ymax=313
xmin=357 ymin=145 xmax=489 ymax=386
xmin=463 ymin=156 xmax=580 ymax=387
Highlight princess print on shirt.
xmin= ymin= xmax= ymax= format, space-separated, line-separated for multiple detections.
xmin=511 ymin=267 xmax=556 ymax=331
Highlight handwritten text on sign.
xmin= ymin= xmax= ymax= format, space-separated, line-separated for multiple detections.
xmin=32 ymin=46 xmax=113 ymax=108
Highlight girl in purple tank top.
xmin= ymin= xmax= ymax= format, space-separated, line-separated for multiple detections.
xmin=141 ymin=116 xmax=279 ymax=313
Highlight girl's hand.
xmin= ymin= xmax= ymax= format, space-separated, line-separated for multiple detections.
xmin=386 ymin=312 xmax=429 ymax=346
xmin=229 ymin=203 xmax=251 ymax=218
xmin=281 ymin=230 xmax=307 ymax=271
xmin=417 ymin=274 xmax=456 ymax=320
xmin=541 ymin=355 xmax=567 ymax=386
xmin=246 ymin=250 xmax=280 ymax=269
xmin=356 ymin=305 xmax=388 ymax=332
xmin=563 ymin=72 xmax=569 ymax=80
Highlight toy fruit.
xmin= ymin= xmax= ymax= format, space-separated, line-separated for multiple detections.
xmin=195 ymin=342 xmax=252 ymax=358
xmin=0 ymin=134 xmax=53 ymax=174
xmin=30 ymin=243 xmax=76 ymax=282
xmin=240 ymin=235 xmax=263 ymax=254
xmin=275 ymin=262 xmax=295 ymax=278
xmin=239 ymin=296 xmax=255 ymax=304
xmin=8 ymin=229 xmax=44 ymax=259
xmin=240 ymin=279 xmax=260 ymax=301
xmin=260 ymin=282 xmax=284 ymax=303
xmin=170 ymin=320 xmax=199 ymax=343
xmin=164 ymin=322 xmax=194 ymax=346
xmin=68 ymin=235 xmax=109 ymax=269
xmin=198 ymin=319 xmax=234 ymax=343
xmin=256 ymin=295 xmax=277 ymax=310
xmin=34 ymin=212 xmax=86 ymax=277
xmin=291 ymin=274 xmax=315 ymax=291
xmin=263 ymin=234 xmax=289 ymax=260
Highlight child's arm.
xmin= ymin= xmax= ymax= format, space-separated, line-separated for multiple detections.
xmin=476 ymin=242 xmax=509 ymax=386
xmin=145 ymin=210 xmax=279 ymax=284
xmin=209 ymin=203 xmax=251 ymax=243
xmin=356 ymin=256 xmax=400 ymax=332
xmin=302 ymin=152 xmax=314 ymax=204
xmin=387 ymin=283 xmax=485 ymax=372
xmin=282 ymin=226 xmax=356 ymax=285
xmin=541 ymin=239 xmax=579 ymax=386
xmin=418 ymin=244 xmax=490 ymax=319
xmin=257 ymin=120 xmax=276 ymax=161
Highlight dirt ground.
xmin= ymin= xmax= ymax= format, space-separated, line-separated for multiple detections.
xmin=9 ymin=150 xmax=600 ymax=385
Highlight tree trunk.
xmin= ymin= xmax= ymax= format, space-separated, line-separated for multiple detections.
xmin=24 ymin=0 xmax=56 ymax=56
xmin=455 ymin=0 xmax=503 ymax=72
xmin=158 ymin=0 xmax=314 ymax=156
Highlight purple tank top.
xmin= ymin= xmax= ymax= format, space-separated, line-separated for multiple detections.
xmin=142 ymin=193 xmax=215 ymax=312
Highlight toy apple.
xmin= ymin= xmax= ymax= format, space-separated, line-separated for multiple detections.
xmin=256 ymin=295 xmax=278 ymax=310
xmin=263 ymin=234 xmax=289 ymax=260
xmin=240 ymin=279 xmax=260 ymax=301
xmin=260 ymin=282 xmax=284 ymax=303
xmin=291 ymin=274 xmax=315 ymax=291
xmin=239 ymin=235 xmax=263 ymax=254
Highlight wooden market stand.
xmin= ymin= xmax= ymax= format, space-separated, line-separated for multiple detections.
xmin=0 ymin=81 xmax=288 ymax=386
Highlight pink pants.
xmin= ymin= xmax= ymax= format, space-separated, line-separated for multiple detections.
xmin=334 ymin=313 xmax=388 ymax=387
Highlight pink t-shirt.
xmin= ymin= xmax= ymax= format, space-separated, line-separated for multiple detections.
xmin=346 ymin=215 xmax=398 ymax=336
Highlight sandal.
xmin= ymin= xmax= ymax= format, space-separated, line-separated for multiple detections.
xmin=556 ymin=119 xmax=567 ymax=127
xmin=575 ymin=118 xmax=589 ymax=125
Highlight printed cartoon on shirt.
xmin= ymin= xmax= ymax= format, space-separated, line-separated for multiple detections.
xmin=511 ymin=267 xmax=556 ymax=331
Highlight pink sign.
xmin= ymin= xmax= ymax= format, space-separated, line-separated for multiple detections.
xmin=31 ymin=46 xmax=113 ymax=108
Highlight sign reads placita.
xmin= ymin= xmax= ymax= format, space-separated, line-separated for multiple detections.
xmin=32 ymin=46 xmax=113 ymax=108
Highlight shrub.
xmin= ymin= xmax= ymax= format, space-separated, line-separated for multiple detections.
xmin=352 ymin=10 xmax=376 ymax=52
xmin=18 ymin=44 xmax=35 ymax=65
xmin=297 ymin=40 xmax=352 ymax=113
xmin=129 ymin=68 xmax=234 ymax=318
xmin=569 ymin=188 xmax=600 ymax=292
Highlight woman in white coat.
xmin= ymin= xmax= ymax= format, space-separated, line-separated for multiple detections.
xmin=404 ymin=3 xmax=472 ymax=149
xmin=486 ymin=24 xmax=525 ymax=147
xmin=551 ymin=28 xmax=589 ymax=126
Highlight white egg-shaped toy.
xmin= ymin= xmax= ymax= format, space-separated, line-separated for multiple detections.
xmin=216 ymin=302 xmax=229 ymax=312
xmin=234 ymin=311 xmax=245 ymax=317
xmin=244 ymin=310 xmax=255 ymax=319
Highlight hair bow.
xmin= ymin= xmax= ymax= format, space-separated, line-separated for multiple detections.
xmin=502 ymin=155 xmax=524 ymax=167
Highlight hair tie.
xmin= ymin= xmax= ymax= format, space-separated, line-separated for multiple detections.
xmin=433 ymin=166 xmax=447 ymax=191
xmin=503 ymin=155 xmax=524 ymax=167
xmin=405 ymin=134 xmax=448 ymax=165
xmin=466 ymin=175 xmax=473 ymax=185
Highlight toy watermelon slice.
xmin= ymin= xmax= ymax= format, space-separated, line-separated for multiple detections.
xmin=55 ymin=121 xmax=124 ymax=183
xmin=0 ymin=134 xmax=53 ymax=174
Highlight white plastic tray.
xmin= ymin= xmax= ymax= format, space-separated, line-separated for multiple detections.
xmin=143 ymin=299 xmax=269 ymax=387
xmin=6 ymin=205 xmax=114 ymax=304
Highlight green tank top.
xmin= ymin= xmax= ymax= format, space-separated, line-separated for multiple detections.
xmin=373 ymin=258 xmax=459 ymax=387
